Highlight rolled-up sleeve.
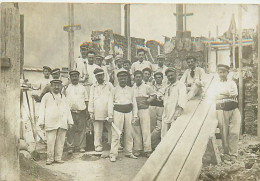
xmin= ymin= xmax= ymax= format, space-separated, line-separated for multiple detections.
xmin=178 ymin=82 xmax=187 ymax=109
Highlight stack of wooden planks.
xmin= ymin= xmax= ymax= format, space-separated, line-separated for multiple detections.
xmin=134 ymin=74 xmax=219 ymax=181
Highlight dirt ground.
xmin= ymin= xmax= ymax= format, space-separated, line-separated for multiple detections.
xmin=200 ymin=135 xmax=260 ymax=181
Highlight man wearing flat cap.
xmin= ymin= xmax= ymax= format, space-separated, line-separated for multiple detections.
xmin=51 ymin=68 xmax=61 ymax=80
xmin=38 ymin=79 xmax=73 ymax=165
xmin=88 ymin=68 xmax=113 ymax=152
xmin=131 ymin=48 xmax=153 ymax=74
xmin=65 ymin=70 xmax=89 ymax=153
xmin=159 ymin=67 xmax=187 ymax=137
xmin=108 ymin=68 xmax=138 ymax=162
xmin=153 ymin=54 xmax=168 ymax=84
xmin=180 ymin=56 xmax=206 ymax=100
xmin=132 ymin=70 xmax=156 ymax=158
xmin=213 ymin=64 xmax=241 ymax=162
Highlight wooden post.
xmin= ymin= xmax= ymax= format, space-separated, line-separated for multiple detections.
xmin=125 ymin=4 xmax=131 ymax=61
xmin=257 ymin=5 xmax=260 ymax=139
xmin=68 ymin=3 xmax=74 ymax=70
xmin=207 ymin=31 xmax=211 ymax=72
xmin=184 ymin=4 xmax=187 ymax=31
xmin=0 ymin=3 xmax=20 ymax=181
xmin=238 ymin=5 xmax=244 ymax=127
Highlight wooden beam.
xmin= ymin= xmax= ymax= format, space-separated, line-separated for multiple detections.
xmin=0 ymin=3 xmax=20 ymax=180
xmin=257 ymin=5 xmax=260 ymax=140
xmin=125 ymin=4 xmax=131 ymax=61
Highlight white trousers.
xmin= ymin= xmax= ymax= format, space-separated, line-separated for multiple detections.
xmin=133 ymin=108 xmax=152 ymax=153
xmin=93 ymin=120 xmax=111 ymax=149
xmin=216 ymin=108 xmax=241 ymax=156
xmin=110 ymin=111 xmax=134 ymax=157
xmin=46 ymin=128 xmax=66 ymax=162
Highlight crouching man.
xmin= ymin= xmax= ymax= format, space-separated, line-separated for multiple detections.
xmin=108 ymin=68 xmax=138 ymax=162
xmin=38 ymin=79 xmax=73 ymax=165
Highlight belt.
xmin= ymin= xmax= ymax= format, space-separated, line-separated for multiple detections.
xmin=114 ymin=104 xmax=133 ymax=113
xmin=150 ymin=99 xmax=164 ymax=107
xmin=71 ymin=110 xmax=84 ymax=113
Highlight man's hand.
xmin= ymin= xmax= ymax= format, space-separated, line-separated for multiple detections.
xmin=173 ymin=107 xmax=183 ymax=120
xmin=68 ymin=124 xmax=73 ymax=129
xmin=107 ymin=118 xmax=113 ymax=124
xmin=39 ymin=124 xmax=45 ymax=130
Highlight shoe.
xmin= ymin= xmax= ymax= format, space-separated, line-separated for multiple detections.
xmin=133 ymin=151 xmax=141 ymax=157
xmin=68 ymin=150 xmax=73 ymax=154
xmin=125 ymin=154 xmax=138 ymax=159
xmin=95 ymin=147 xmax=103 ymax=152
xmin=46 ymin=161 xmax=53 ymax=165
xmin=55 ymin=160 xmax=64 ymax=164
xmin=80 ymin=148 xmax=86 ymax=153
xmin=110 ymin=156 xmax=116 ymax=162
xmin=144 ymin=152 xmax=151 ymax=158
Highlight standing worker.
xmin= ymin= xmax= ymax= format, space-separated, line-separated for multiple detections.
xmin=38 ymin=79 xmax=73 ymax=165
xmin=160 ymin=68 xmax=187 ymax=138
xmin=215 ymin=64 xmax=241 ymax=162
xmin=88 ymin=68 xmax=113 ymax=152
xmin=131 ymin=48 xmax=153 ymax=73
xmin=132 ymin=70 xmax=156 ymax=158
xmin=65 ymin=70 xmax=89 ymax=153
xmin=108 ymin=68 xmax=138 ymax=162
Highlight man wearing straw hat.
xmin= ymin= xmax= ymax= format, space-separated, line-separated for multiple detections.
xmin=38 ymin=79 xmax=73 ymax=165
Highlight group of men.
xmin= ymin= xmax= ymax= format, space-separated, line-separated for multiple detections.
xmin=34 ymin=46 xmax=240 ymax=165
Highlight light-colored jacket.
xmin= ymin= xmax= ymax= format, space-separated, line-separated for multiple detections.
xmin=38 ymin=92 xmax=73 ymax=131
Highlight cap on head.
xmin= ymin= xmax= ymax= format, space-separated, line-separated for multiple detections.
xmin=157 ymin=54 xmax=166 ymax=60
xmin=69 ymin=70 xmax=80 ymax=76
xmin=117 ymin=68 xmax=129 ymax=77
xmin=142 ymin=67 xmax=152 ymax=74
xmin=51 ymin=68 xmax=60 ymax=75
xmin=93 ymin=68 xmax=104 ymax=75
xmin=165 ymin=67 xmax=176 ymax=76
xmin=96 ymin=55 xmax=104 ymax=60
xmin=43 ymin=66 xmax=52 ymax=72
xmin=134 ymin=70 xmax=143 ymax=77
xmin=137 ymin=47 xmax=146 ymax=54
xmin=87 ymin=50 xmax=96 ymax=56
xmin=115 ymin=54 xmax=123 ymax=61
xmin=154 ymin=71 xmax=163 ymax=78
xmin=217 ymin=64 xmax=230 ymax=71
xmin=50 ymin=79 xmax=62 ymax=84
xmin=105 ymin=55 xmax=113 ymax=61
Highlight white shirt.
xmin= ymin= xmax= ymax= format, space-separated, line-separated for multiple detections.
xmin=38 ymin=92 xmax=73 ymax=131
xmin=88 ymin=81 xmax=114 ymax=120
xmin=131 ymin=60 xmax=153 ymax=73
xmin=73 ymin=57 xmax=87 ymax=82
xmin=180 ymin=67 xmax=206 ymax=87
xmin=153 ymin=64 xmax=168 ymax=83
xmin=108 ymin=85 xmax=138 ymax=118
xmin=86 ymin=64 xmax=99 ymax=85
xmin=161 ymin=81 xmax=187 ymax=123
xmin=65 ymin=84 xmax=88 ymax=111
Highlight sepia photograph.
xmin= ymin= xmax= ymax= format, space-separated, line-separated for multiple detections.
xmin=0 ymin=1 xmax=260 ymax=181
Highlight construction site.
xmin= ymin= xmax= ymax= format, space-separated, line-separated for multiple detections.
xmin=0 ymin=2 xmax=260 ymax=181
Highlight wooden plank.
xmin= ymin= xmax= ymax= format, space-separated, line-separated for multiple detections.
xmin=133 ymin=100 xmax=201 ymax=181
xmin=156 ymin=100 xmax=214 ymax=181
xmin=0 ymin=3 xmax=20 ymax=181
xmin=177 ymin=105 xmax=218 ymax=181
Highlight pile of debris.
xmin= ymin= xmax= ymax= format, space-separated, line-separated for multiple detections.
xmin=200 ymin=140 xmax=260 ymax=181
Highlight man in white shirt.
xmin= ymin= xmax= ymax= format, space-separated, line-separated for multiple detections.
xmin=108 ymin=68 xmax=138 ymax=162
xmin=73 ymin=48 xmax=88 ymax=83
xmin=133 ymin=70 xmax=156 ymax=158
xmin=160 ymin=68 xmax=187 ymax=138
xmin=104 ymin=55 xmax=116 ymax=77
xmin=131 ymin=48 xmax=153 ymax=73
xmin=38 ymin=79 xmax=73 ymax=165
xmin=65 ymin=70 xmax=89 ymax=153
xmin=110 ymin=54 xmax=124 ymax=87
xmin=95 ymin=55 xmax=109 ymax=82
xmin=142 ymin=67 xmax=154 ymax=87
xmin=85 ymin=50 xmax=99 ymax=96
xmin=180 ymin=56 xmax=205 ymax=101
xmin=153 ymin=54 xmax=168 ymax=84
xmin=88 ymin=68 xmax=113 ymax=152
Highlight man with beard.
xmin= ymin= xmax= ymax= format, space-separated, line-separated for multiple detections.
xmin=65 ymin=70 xmax=89 ymax=153
xmin=108 ymin=68 xmax=138 ymax=162
xmin=38 ymin=79 xmax=73 ymax=165
xmin=131 ymin=48 xmax=153 ymax=73
xmin=88 ymin=68 xmax=113 ymax=152
xmin=132 ymin=70 xmax=156 ymax=158
xmin=180 ymin=56 xmax=205 ymax=101
xmin=160 ymin=68 xmax=187 ymax=138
